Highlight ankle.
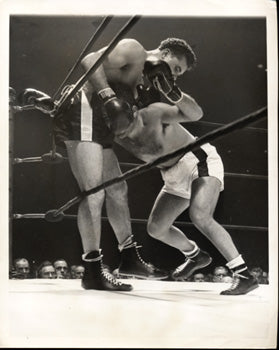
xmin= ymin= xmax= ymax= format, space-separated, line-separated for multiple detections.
xmin=82 ymin=250 xmax=102 ymax=262
xmin=118 ymin=235 xmax=135 ymax=251
xmin=181 ymin=240 xmax=200 ymax=259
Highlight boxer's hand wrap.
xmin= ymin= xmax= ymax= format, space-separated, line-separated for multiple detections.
xmin=144 ymin=59 xmax=183 ymax=104
xmin=97 ymin=87 xmax=116 ymax=104
xmin=98 ymin=88 xmax=134 ymax=136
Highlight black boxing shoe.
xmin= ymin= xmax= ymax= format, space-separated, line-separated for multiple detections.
xmin=118 ymin=243 xmax=168 ymax=280
xmin=82 ymin=251 xmax=132 ymax=292
xmin=220 ymin=269 xmax=258 ymax=295
xmin=172 ymin=249 xmax=212 ymax=280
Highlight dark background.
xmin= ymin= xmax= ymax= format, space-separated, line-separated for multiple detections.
xmin=10 ymin=16 xmax=268 ymax=273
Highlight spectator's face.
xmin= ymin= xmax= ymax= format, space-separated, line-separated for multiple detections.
xmin=193 ymin=273 xmax=205 ymax=282
xmin=74 ymin=266 xmax=85 ymax=279
xmin=40 ymin=266 xmax=56 ymax=279
xmin=213 ymin=267 xmax=228 ymax=282
xmin=54 ymin=260 xmax=68 ymax=278
xmin=251 ymin=269 xmax=262 ymax=279
xmin=15 ymin=260 xmax=30 ymax=278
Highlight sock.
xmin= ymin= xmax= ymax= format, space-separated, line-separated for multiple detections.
xmin=82 ymin=250 xmax=102 ymax=262
xmin=226 ymin=255 xmax=249 ymax=277
xmin=118 ymin=235 xmax=135 ymax=251
xmin=182 ymin=240 xmax=200 ymax=259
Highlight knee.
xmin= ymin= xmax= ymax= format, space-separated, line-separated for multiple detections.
xmin=106 ymin=181 xmax=128 ymax=202
xmin=147 ymin=216 xmax=165 ymax=240
xmin=81 ymin=190 xmax=105 ymax=211
xmin=189 ymin=207 xmax=212 ymax=230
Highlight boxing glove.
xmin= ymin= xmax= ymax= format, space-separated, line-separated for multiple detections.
xmin=18 ymin=88 xmax=55 ymax=112
xmin=98 ymin=87 xmax=134 ymax=136
xmin=143 ymin=59 xmax=174 ymax=94
xmin=104 ymin=98 xmax=134 ymax=136
xmin=136 ymin=84 xmax=161 ymax=108
xmin=144 ymin=59 xmax=183 ymax=104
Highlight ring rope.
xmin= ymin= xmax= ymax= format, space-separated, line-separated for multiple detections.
xmin=52 ymin=15 xmax=113 ymax=100
xmin=13 ymin=213 xmax=268 ymax=232
xmin=13 ymin=213 xmax=76 ymax=220
xmin=49 ymin=106 xmax=267 ymax=218
xmin=53 ymin=15 xmax=141 ymax=116
xmin=12 ymin=156 xmax=267 ymax=180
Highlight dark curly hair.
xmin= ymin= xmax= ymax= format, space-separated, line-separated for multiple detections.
xmin=159 ymin=38 xmax=197 ymax=70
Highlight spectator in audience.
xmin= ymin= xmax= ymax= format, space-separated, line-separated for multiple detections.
xmin=70 ymin=265 xmax=77 ymax=278
xmin=53 ymin=259 xmax=69 ymax=279
xmin=212 ymin=266 xmax=230 ymax=282
xmin=250 ymin=267 xmax=268 ymax=284
xmin=192 ymin=272 xmax=206 ymax=282
xmin=37 ymin=261 xmax=57 ymax=279
xmin=71 ymin=265 xmax=85 ymax=279
xmin=11 ymin=258 xmax=31 ymax=279
xmin=262 ymin=271 xmax=269 ymax=284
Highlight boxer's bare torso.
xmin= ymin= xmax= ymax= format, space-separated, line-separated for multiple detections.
xmin=116 ymin=102 xmax=196 ymax=168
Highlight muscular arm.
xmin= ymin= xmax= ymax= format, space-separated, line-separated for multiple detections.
xmin=145 ymin=96 xmax=203 ymax=124
xmin=80 ymin=39 xmax=146 ymax=91
xmin=173 ymin=92 xmax=203 ymax=122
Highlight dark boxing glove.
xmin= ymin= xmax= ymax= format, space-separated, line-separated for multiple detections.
xmin=18 ymin=88 xmax=55 ymax=113
xmin=136 ymin=84 xmax=161 ymax=108
xmin=98 ymin=87 xmax=134 ymax=136
xmin=143 ymin=59 xmax=183 ymax=104
xmin=144 ymin=59 xmax=174 ymax=92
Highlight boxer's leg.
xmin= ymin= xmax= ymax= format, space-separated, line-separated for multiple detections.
xmin=66 ymin=141 xmax=132 ymax=291
xmin=102 ymin=148 xmax=167 ymax=280
xmin=66 ymin=141 xmax=104 ymax=252
xmin=189 ymin=176 xmax=258 ymax=295
xmin=102 ymin=148 xmax=132 ymax=245
xmin=147 ymin=190 xmax=212 ymax=280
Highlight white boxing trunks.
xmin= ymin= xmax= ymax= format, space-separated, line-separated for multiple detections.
xmin=160 ymin=143 xmax=224 ymax=199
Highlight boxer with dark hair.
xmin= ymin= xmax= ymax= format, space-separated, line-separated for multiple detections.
xmin=114 ymin=66 xmax=258 ymax=295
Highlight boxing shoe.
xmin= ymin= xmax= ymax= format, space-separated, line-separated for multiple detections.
xmin=82 ymin=251 xmax=132 ymax=291
xmin=172 ymin=249 xmax=212 ymax=280
xmin=118 ymin=242 xmax=168 ymax=280
xmin=220 ymin=269 xmax=258 ymax=295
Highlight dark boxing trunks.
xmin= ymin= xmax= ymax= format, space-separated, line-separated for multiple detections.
xmin=53 ymin=89 xmax=113 ymax=149
xmin=53 ymin=82 xmax=160 ymax=149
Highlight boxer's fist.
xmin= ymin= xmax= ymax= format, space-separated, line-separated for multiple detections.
xmin=143 ymin=59 xmax=183 ymax=104
xmin=104 ymin=97 xmax=134 ymax=136
xmin=143 ymin=59 xmax=174 ymax=94
xmin=18 ymin=88 xmax=55 ymax=112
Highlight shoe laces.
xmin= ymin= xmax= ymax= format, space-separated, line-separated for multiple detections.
xmin=226 ymin=271 xmax=248 ymax=291
xmin=133 ymin=243 xmax=154 ymax=270
xmin=101 ymin=265 xmax=123 ymax=286
xmin=226 ymin=275 xmax=240 ymax=291
xmin=174 ymin=258 xmax=193 ymax=274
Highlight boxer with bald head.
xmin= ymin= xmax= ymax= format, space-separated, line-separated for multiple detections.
xmin=20 ymin=37 xmax=200 ymax=291
xmin=54 ymin=37 xmax=198 ymax=290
